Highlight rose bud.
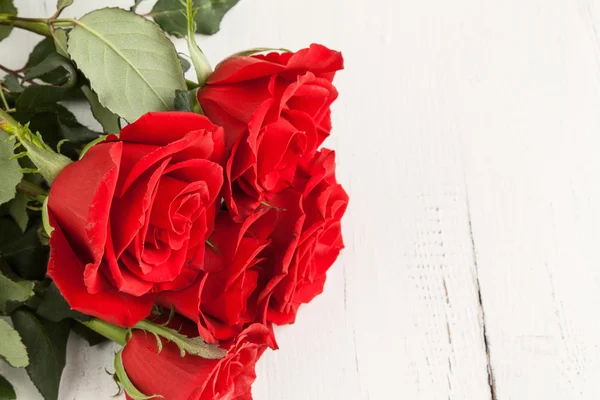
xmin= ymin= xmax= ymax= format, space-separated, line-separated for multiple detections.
xmin=122 ymin=323 xmax=275 ymax=400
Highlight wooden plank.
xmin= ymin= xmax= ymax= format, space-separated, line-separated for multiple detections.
xmin=1 ymin=0 xmax=496 ymax=399
xmin=7 ymin=0 xmax=600 ymax=399
xmin=246 ymin=0 xmax=496 ymax=398
xmin=457 ymin=0 xmax=600 ymax=398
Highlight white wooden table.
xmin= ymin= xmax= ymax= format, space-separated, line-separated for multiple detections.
xmin=3 ymin=0 xmax=600 ymax=399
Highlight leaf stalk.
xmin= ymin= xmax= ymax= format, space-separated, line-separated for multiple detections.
xmin=79 ymin=319 xmax=128 ymax=346
xmin=0 ymin=14 xmax=77 ymax=37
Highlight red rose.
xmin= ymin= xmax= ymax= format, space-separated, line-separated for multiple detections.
xmin=199 ymin=44 xmax=343 ymax=147
xmin=161 ymin=149 xmax=348 ymax=333
xmin=47 ymin=112 xmax=225 ymax=327
xmin=256 ymin=149 xmax=348 ymax=325
xmin=122 ymin=323 xmax=275 ymax=400
xmin=159 ymin=209 xmax=277 ymax=343
xmin=198 ymin=44 xmax=344 ymax=220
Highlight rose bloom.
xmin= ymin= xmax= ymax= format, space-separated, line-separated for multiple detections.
xmin=159 ymin=209 xmax=276 ymax=343
xmin=161 ymin=149 xmax=348 ymax=336
xmin=257 ymin=149 xmax=348 ymax=325
xmin=122 ymin=323 xmax=275 ymax=400
xmin=47 ymin=113 xmax=224 ymax=326
xmin=198 ymin=44 xmax=344 ymax=220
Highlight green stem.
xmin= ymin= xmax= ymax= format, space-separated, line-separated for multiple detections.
xmin=133 ymin=319 xmax=226 ymax=359
xmin=185 ymin=0 xmax=212 ymax=87
xmin=51 ymin=20 xmax=76 ymax=28
xmin=0 ymin=110 xmax=73 ymax=185
xmin=0 ymin=14 xmax=76 ymax=37
xmin=79 ymin=319 xmax=128 ymax=346
xmin=17 ymin=180 xmax=48 ymax=202
xmin=186 ymin=79 xmax=199 ymax=90
xmin=0 ymin=14 xmax=51 ymax=37
xmin=0 ymin=87 xmax=9 ymax=111
xmin=134 ymin=320 xmax=179 ymax=342
xmin=0 ymin=108 xmax=18 ymax=128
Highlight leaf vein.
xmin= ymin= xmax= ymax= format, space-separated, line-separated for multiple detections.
xmin=73 ymin=20 xmax=169 ymax=109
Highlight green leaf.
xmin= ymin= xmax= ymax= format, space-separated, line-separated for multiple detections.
xmin=0 ymin=319 xmax=29 ymax=368
xmin=36 ymin=282 xmax=90 ymax=322
xmin=67 ymin=8 xmax=186 ymax=123
xmin=52 ymin=29 xmax=69 ymax=58
xmin=46 ymin=106 xmax=100 ymax=144
xmin=114 ymin=349 xmax=163 ymax=399
xmin=2 ymin=76 xmax=23 ymax=94
xmin=25 ymin=38 xmax=69 ymax=85
xmin=0 ymin=132 xmax=23 ymax=206
xmin=11 ymin=310 xmax=70 ymax=400
xmin=24 ymin=53 xmax=77 ymax=89
xmin=0 ymin=0 xmax=17 ymax=42
xmin=16 ymin=86 xmax=69 ymax=112
xmin=8 ymin=192 xmax=28 ymax=232
xmin=0 ymin=375 xmax=16 ymax=400
xmin=0 ymin=217 xmax=25 ymax=262
xmin=13 ymin=104 xmax=101 ymax=156
xmin=174 ymin=89 xmax=201 ymax=113
xmin=0 ymin=267 xmax=35 ymax=314
xmin=174 ymin=89 xmax=193 ymax=112
xmin=178 ymin=54 xmax=191 ymax=72
xmin=56 ymin=0 xmax=73 ymax=15
xmin=152 ymin=0 xmax=240 ymax=36
xmin=0 ymin=217 xmax=49 ymax=280
xmin=81 ymin=86 xmax=121 ymax=134
xmin=26 ymin=38 xmax=55 ymax=68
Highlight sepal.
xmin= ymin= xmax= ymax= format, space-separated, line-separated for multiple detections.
xmin=0 ymin=113 xmax=72 ymax=185
xmin=114 ymin=348 xmax=164 ymax=400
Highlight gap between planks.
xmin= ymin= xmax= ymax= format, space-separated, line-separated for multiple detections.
xmin=465 ymin=187 xmax=498 ymax=400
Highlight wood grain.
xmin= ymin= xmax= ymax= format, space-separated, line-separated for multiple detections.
xmin=2 ymin=0 xmax=600 ymax=399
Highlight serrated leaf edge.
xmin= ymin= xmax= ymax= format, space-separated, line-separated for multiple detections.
xmin=0 ymin=319 xmax=29 ymax=368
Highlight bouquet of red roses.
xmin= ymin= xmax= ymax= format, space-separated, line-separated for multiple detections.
xmin=0 ymin=1 xmax=347 ymax=399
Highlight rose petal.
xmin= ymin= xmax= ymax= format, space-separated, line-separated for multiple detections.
xmin=48 ymin=214 xmax=154 ymax=327
xmin=157 ymin=275 xmax=218 ymax=343
xmin=122 ymin=321 xmax=216 ymax=400
xmin=48 ymin=141 xmax=122 ymax=267
xmin=284 ymin=44 xmax=344 ymax=76
xmin=196 ymin=100 xmax=249 ymax=150
xmin=198 ymin=79 xmax=272 ymax=125
xmin=119 ymin=130 xmax=221 ymax=195
xmin=120 ymin=112 xmax=219 ymax=147
xmin=207 ymin=57 xmax=286 ymax=84
xmin=110 ymin=157 xmax=169 ymax=257
xmin=104 ymin=229 xmax=154 ymax=296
